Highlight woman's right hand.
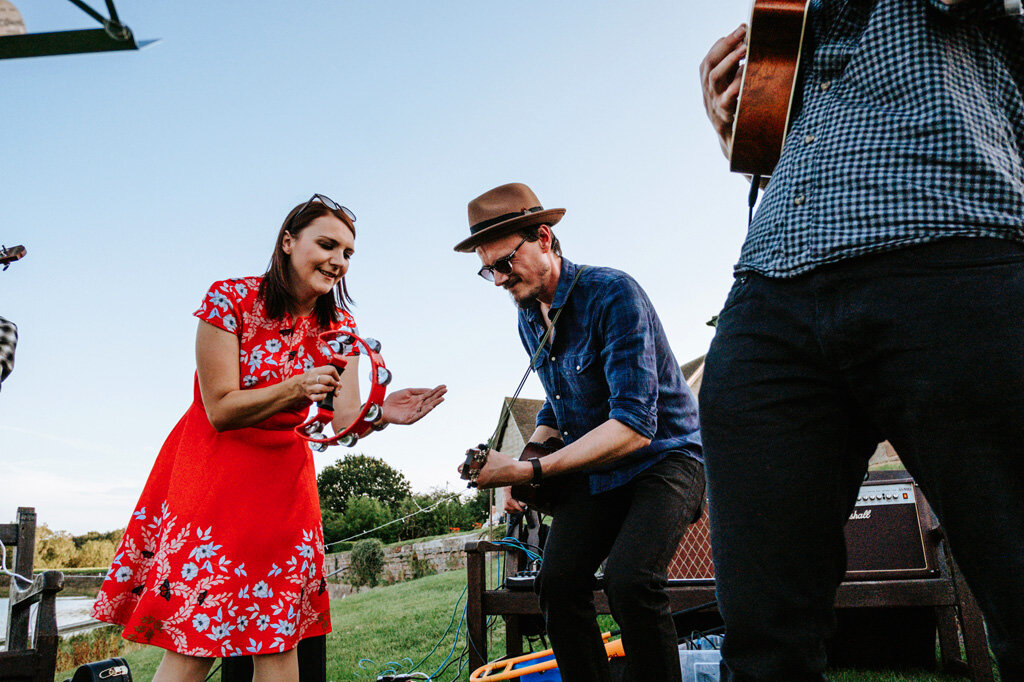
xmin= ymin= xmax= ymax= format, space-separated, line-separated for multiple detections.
xmin=292 ymin=365 xmax=342 ymax=404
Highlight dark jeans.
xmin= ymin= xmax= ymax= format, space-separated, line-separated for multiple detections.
xmin=537 ymin=453 xmax=705 ymax=682
xmin=700 ymin=238 xmax=1024 ymax=681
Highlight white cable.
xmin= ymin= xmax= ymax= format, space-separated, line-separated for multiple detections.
xmin=0 ymin=538 xmax=35 ymax=587
xmin=324 ymin=492 xmax=462 ymax=551
xmin=322 ymin=492 xmax=471 ymax=579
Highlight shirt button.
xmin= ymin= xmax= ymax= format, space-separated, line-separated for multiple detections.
xmin=555 ymin=394 xmax=561 ymax=400
xmin=550 ymin=356 xmax=556 ymax=362
xmin=563 ymin=430 xmax=569 ymax=436
xmin=820 ymin=81 xmax=831 ymax=92
xmin=804 ymin=134 xmax=816 ymax=143
xmin=794 ymin=195 xmax=806 ymax=206
xmin=575 ymin=364 xmax=581 ymax=371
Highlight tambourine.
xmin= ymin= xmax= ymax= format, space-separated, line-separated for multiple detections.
xmin=293 ymin=328 xmax=392 ymax=452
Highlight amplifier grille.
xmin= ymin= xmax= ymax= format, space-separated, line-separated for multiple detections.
xmin=667 ymin=511 xmax=715 ymax=580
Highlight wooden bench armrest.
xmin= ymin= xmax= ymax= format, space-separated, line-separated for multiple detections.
xmin=464 ymin=540 xmax=504 ymax=554
xmin=9 ymin=570 xmax=64 ymax=607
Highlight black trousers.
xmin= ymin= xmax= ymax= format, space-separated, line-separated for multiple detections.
xmin=700 ymin=238 xmax=1024 ymax=681
xmin=537 ymin=453 xmax=705 ymax=682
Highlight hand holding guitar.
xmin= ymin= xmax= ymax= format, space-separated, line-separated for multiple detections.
xmin=702 ymin=1 xmax=810 ymax=176
xmin=1 ymin=245 xmax=27 ymax=271
xmin=461 ymin=448 xmax=531 ymax=489
xmin=700 ymin=24 xmax=747 ymax=157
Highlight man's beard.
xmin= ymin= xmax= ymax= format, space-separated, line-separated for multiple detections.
xmin=504 ymin=277 xmax=544 ymax=310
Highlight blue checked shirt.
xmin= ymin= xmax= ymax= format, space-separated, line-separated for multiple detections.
xmin=739 ymin=0 xmax=1024 ymax=277
xmin=517 ymin=258 xmax=702 ymax=495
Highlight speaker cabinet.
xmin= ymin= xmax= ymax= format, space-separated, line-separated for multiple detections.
xmin=666 ymin=476 xmax=936 ymax=581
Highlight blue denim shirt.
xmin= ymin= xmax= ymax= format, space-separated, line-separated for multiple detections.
xmin=517 ymin=258 xmax=702 ymax=495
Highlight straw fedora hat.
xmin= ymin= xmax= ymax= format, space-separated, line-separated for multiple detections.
xmin=453 ymin=183 xmax=565 ymax=253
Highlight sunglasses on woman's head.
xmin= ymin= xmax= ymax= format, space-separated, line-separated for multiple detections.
xmin=477 ymin=236 xmax=529 ymax=282
xmin=294 ymin=193 xmax=357 ymax=226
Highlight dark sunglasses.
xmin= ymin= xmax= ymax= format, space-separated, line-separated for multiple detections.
xmin=477 ymin=236 xmax=529 ymax=282
xmin=292 ymin=193 xmax=357 ymax=227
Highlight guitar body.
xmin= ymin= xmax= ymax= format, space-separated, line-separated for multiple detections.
xmin=729 ymin=0 xmax=810 ymax=177
xmin=510 ymin=438 xmax=564 ymax=516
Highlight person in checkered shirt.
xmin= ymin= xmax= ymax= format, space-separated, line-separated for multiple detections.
xmin=0 ymin=316 xmax=16 ymax=390
xmin=698 ymin=0 xmax=1023 ymax=679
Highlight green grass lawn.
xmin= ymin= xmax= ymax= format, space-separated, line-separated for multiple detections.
xmin=63 ymin=568 xmax=993 ymax=681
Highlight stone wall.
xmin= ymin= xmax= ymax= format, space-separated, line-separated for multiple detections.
xmin=324 ymin=532 xmax=479 ymax=594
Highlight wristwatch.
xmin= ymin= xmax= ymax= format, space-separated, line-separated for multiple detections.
xmin=530 ymin=458 xmax=543 ymax=483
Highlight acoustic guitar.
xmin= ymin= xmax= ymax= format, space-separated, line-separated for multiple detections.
xmin=1 ymin=244 xmax=26 ymax=270
xmin=461 ymin=437 xmax=565 ymax=516
xmin=729 ymin=0 xmax=811 ymax=177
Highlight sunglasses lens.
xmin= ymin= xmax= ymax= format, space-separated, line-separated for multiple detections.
xmin=478 ymin=267 xmax=496 ymax=282
xmin=340 ymin=206 xmax=357 ymax=223
xmin=313 ymin=194 xmax=340 ymax=211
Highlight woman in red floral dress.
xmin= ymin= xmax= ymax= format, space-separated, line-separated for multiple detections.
xmin=92 ymin=195 xmax=446 ymax=681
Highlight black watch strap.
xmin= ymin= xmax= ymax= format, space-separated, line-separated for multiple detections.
xmin=530 ymin=458 xmax=543 ymax=483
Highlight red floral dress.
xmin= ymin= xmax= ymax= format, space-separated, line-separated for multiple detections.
xmin=92 ymin=276 xmax=356 ymax=657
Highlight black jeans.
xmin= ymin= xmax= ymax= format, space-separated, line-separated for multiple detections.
xmin=537 ymin=453 xmax=705 ymax=682
xmin=700 ymin=238 xmax=1024 ymax=681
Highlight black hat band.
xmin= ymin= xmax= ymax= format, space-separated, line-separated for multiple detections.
xmin=470 ymin=206 xmax=544 ymax=235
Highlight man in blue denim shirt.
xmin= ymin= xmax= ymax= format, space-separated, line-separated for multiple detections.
xmin=699 ymin=0 xmax=1024 ymax=679
xmin=454 ymin=183 xmax=705 ymax=682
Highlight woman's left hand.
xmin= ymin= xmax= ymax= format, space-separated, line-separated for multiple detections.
xmin=382 ymin=385 xmax=447 ymax=425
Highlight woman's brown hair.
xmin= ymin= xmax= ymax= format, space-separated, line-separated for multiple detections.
xmin=258 ymin=200 xmax=355 ymax=329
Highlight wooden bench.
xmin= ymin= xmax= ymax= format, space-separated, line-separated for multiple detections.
xmin=1 ymin=507 xmax=65 ymax=682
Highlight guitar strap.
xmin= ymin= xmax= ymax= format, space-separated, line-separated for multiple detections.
xmin=485 ymin=265 xmax=590 ymax=451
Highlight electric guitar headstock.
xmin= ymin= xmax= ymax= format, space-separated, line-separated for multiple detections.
xmin=0 ymin=245 xmax=26 ymax=271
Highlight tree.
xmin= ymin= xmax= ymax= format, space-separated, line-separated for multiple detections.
xmin=394 ymin=489 xmax=483 ymax=540
xmin=34 ymin=525 xmax=77 ymax=568
xmin=77 ymin=539 xmax=116 ymax=568
xmin=338 ymin=495 xmax=394 ymax=543
xmin=317 ymin=454 xmax=411 ymax=515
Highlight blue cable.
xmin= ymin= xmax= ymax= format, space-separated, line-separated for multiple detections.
xmin=429 ymin=602 xmax=468 ymax=679
xmin=408 ymin=585 xmax=467 ymax=674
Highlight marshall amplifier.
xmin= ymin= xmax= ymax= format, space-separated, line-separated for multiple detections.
xmin=843 ymin=478 xmax=937 ymax=581
xmin=667 ymin=476 xmax=937 ymax=582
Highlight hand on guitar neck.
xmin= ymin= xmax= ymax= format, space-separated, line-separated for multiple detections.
xmin=700 ymin=24 xmax=748 ymax=158
xmin=1 ymin=245 xmax=27 ymax=271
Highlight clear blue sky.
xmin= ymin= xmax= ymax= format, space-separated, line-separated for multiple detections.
xmin=1 ymin=0 xmax=752 ymax=534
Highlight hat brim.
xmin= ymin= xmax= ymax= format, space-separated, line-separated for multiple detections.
xmin=453 ymin=208 xmax=566 ymax=253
